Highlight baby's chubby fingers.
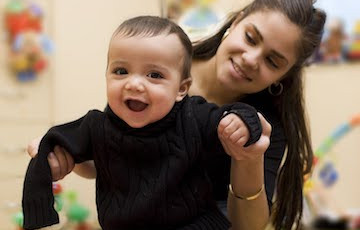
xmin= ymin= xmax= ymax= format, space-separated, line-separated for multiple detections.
xmin=229 ymin=129 xmax=249 ymax=146
xmin=218 ymin=114 xmax=249 ymax=142
xmin=218 ymin=114 xmax=241 ymax=138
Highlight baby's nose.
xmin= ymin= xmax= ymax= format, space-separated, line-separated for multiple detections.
xmin=125 ymin=76 xmax=145 ymax=92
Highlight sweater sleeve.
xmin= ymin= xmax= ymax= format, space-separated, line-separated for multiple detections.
xmin=191 ymin=96 xmax=262 ymax=156
xmin=22 ymin=110 xmax=101 ymax=229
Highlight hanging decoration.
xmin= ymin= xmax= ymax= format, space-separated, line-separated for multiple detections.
xmin=4 ymin=0 xmax=53 ymax=82
xmin=164 ymin=0 xmax=223 ymax=41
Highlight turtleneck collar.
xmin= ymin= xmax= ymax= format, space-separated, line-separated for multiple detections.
xmin=104 ymin=96 xmax=187 ymax=137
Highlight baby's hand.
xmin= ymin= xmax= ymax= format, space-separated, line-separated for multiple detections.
xmin=218 ymin=112 xmax=270 ymax=161
xmin=217 ymin=113 xmax=250 ymax=149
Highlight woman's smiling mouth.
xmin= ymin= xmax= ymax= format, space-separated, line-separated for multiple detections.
xmin=230 ymin=58 xmax=253 ymax=82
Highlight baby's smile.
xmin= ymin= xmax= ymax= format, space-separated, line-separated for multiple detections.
xmin=126 ymin=99 xmax=148 ymax=112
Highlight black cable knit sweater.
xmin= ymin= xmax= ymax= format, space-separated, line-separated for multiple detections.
xmin=22 ymin=96 xmax=262 ymax=230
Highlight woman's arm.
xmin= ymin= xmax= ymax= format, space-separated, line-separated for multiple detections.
xmin=27 ymin=137 xmax=97 ymax=180
xmin=218 ymin=113 xmax=271 ymax=230
xmin=228 ymin=156 xmax=269 ymax=230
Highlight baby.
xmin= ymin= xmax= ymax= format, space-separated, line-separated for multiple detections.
xmin=22 ymin=16 xmax=262 ymax=230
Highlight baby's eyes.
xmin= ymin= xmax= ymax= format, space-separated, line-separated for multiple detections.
xmin=147 ymin=72 xmax=163 ymax=79
xmin=112 ymin=68 xmax=164 ymax=79
xmin=114 ymin=67 xmax=128 ymax=75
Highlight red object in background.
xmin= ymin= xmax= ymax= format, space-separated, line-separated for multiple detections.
xmin=33 ymin=59 xmax=47 ymax=72
xmin=347 ymin=51 xmax=360 ymax=60
xmin=52 ymin=183 xmax=63 ymax=195
xmin=5 ymin=10 xmax=42 ymax=40
xmin=313 ymin=156 xmax=319 ymax=167
xmin=76 ymin=222 xmax=91 ymax=230
xmin=5 ymin=12 xmax=28 ymax=38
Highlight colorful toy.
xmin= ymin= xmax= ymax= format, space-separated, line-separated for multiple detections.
xmin=10 ymin=182 xmax=91 ymax=230
xmin=321 ymin=18 xmax=347 ymax=63
xmin=304 ymin=114 xmax=360 ymax=193
xmin=9 ymin=31 xmax=53 ymax=81
xmin=4 ymin=0 xmax=53 ymax=82
xmin=64 ymin=190 xmax=90 ymax=225
xmin=4 ymin=0 xmax=43 ymax=41
xmin=309 ymin=114 xmax=360 ymax=187
xmin=347 ymin=20 xmax=360 ymax=60
xmin=314 ymin=114 xmax=360 ymax=165
xmin=302 ymin=114 xmax=360 ymax=227
xmin=53 ymin=182 xmax=64 ymax=212
xmin=176 ymin=0 xmax=222 ymax=40
xmin=318 ymin=161 xmax=338 ymax=187
xmin=12 ymin=211 xmax=24 ymax=230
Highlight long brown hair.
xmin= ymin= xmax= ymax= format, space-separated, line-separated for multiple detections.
xmin=193 ymin=0 xmax=326 ymax=229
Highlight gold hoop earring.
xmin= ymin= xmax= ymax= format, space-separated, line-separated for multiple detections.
xmin=221 ymin=29 xmax=230 ymax=42
xmin=268 ymin=82 xmax=283 ymax=96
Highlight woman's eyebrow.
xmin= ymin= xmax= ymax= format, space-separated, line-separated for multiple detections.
xmin=250 ymin=23 xmax=263 ymax=41
xmin=250 ymin=23 xmax=288 ymax=65
xmin=271 ymin=51 xmax=288 ymax=65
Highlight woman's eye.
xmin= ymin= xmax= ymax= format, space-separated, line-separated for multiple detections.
xmin=245 ymin=32 xmax=256 ymax=45
xmin=114 ymin=68 xmax=128 ymax=75
xmin=147 ymin=72 xmax=163 ymax=79
xmin=266 ymin=57 xmax=279 ymax=69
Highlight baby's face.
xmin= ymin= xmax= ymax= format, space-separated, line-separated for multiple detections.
xmin=106 ymin=33 xmax=188 ymax=128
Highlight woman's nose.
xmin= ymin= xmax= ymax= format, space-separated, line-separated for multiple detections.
xmin=242 ymin=50 xmax=260 ymax=70
xmin=124 ymin=75 xmax=145 ymax=92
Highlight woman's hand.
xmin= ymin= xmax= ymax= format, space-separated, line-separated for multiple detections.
xmin=218 ymin=113 xmax=272 ymax=230
xmin=27 ymin=137 xmax=75 ymax=181
xmin=217 ymin=112 xmax=271 ymax=161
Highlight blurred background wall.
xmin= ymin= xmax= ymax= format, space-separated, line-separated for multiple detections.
xmin=0 ymin=0 xmax=359 ymax=229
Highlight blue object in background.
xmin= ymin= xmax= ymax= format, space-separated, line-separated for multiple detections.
xmin=319 ymin=162 xmax=338 ymax=187
xmin=17 ymin=71 xmax=36 ymax=82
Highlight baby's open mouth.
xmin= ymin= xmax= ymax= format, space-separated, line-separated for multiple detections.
xmin=126 ymin=99 xmax=148 ymax=112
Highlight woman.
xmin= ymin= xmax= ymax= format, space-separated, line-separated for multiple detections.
xmin=28 ymin=0 xmax=326 ymax=229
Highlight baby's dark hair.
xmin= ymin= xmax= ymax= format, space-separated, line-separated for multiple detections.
xmin=113 ymin=15 xmax=192 ymax=79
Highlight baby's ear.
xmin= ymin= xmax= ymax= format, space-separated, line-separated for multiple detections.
xmin=176 ymin=78 xmax=192 ymax=102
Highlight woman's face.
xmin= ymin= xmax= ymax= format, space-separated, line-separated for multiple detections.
xmin=215 ymin=10 xmax=301 ymax=95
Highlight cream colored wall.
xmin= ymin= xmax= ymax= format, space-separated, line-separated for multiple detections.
xmin=305 ymin=63 xmax=360 ymax=213
xmin=53 ymin=0 xmax=161 ymax=123
xmin=0 ymin=0 xmax=53 ymax=228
